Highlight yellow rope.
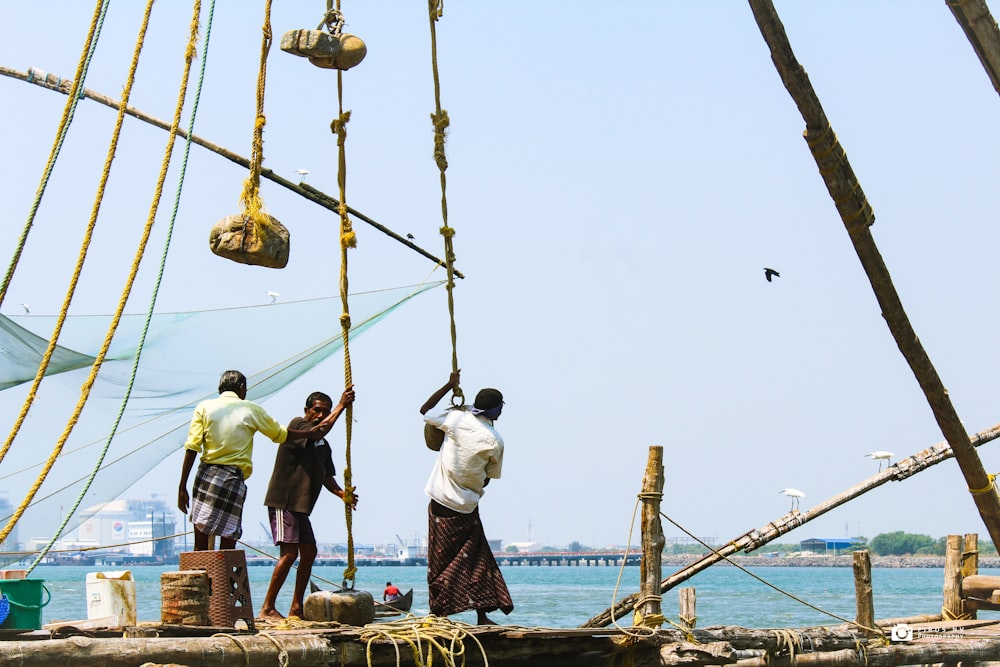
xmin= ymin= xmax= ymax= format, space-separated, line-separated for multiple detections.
xmin=0 ymin=0 xmax=107 ymax=310
xmin=237 ymin=0 xmax=275 ymax=240
xmin=427 ymin=0 xmax=464 ymax=407
xmin=969 ymin=473 xmax=996 ymax=495
xmin=0 ymin=0 xmax=159 ymax=544
xmin=329 ymin=0 xmax=358 ymax=586
xmin=358 ymin=615 xmax=490 ymax=667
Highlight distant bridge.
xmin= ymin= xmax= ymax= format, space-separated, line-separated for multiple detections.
xmin=494 ymin=551 xmax=642 ymax=567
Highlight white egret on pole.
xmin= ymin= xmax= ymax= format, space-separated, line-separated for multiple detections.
xmin=779 ymin=488 xmax=804 ymax=511
xmin=866 ymin=451 xmax=894 ymax=471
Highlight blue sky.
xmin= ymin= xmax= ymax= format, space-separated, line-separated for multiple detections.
xmin=2 ymin=1 xmax=1000 ymax=552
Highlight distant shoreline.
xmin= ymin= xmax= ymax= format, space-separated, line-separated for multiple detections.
xmin=662 ymin=555 xmax=999 ymax=568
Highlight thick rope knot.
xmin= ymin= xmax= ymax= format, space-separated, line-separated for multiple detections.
xmin=439 ymin=225 xmax=455 ymax=238
xmin=331 ymin=111 xmax=351 ymax=138
xmin=342 ymin=485 xmax=356 ymax=506
xmin=341 ymin=229 xmax=357 ymax=248
xmin=428 ymin=0 xmax=444 ymax=21
xmin=340 ymin=313 xmax=351 ymax=329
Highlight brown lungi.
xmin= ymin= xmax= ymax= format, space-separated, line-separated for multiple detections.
xmin=427 ymin=500 xmax=513 ymax=617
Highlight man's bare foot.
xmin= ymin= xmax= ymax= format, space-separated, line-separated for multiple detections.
xmin=257 ymin=608 xmax=285 ymax=621
xmin=288 ymin=606 xmax=303 ymax=619
xmin=476 ymin=610 xmax=498 ymax=625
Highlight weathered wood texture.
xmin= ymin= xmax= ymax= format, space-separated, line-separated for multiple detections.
xmin=679 ymin=587 xmax=697 ymax=630
xmin=947 ymin=0 xmax=1000 ymax=95
xmin=0 ymin=634 xmax=332 ymax=667
xmin=581 ymin=423 xmax=1000 ymax=628
xmin=747 ymin=0 xmax=1000 ymax=552
xmin=944 ymin=535 xmax=966 ymax=619
xmin=639 ymin=446 xmax=665 ymax=623
xmin=852 ymin=550 xmax=875 ymax=636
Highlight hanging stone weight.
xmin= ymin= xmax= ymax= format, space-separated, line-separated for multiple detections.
xmin=209 ymin=213 xmax=290 ymax=269
xmin=280 ymin=29 xmax=367 ymax=70
xmin=303 ymin=589 xmax=374 ymax=625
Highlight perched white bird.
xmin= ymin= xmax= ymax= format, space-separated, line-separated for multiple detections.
xmin=266 ymin=290 xmax=280 ymax=304
xmin=295 ymin=168 xmax=310 ymax=181
xmin=779 ymin=488 xmax=804 ymax=511
xmin=866 ymin=451 xmax=894 ymax=471
xmin=20 ymin=303 xmax=30 ymax=315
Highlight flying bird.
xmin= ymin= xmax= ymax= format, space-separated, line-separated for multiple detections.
xmin=779 ymin=488 xmax=804 ymax=511
xmin=266 ymin=290 xmax=280 ymax=304
xmin=20 ymin=303 xmax=30 ymax=315
xmin=866 ymin=451 xmax=894 ymax=471
xmin=764 ymin=267 xmax=780 ymax=282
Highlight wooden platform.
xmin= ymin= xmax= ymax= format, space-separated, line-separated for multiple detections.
xmin=3 ymin=616 xmax=1000 ymax=666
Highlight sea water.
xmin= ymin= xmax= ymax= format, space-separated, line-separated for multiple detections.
xmin=31 ymin=564 xmax=1000 ymax=629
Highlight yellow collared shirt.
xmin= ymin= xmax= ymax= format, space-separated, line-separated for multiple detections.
xmin=183 ymin=391 xmax=287 ymax=479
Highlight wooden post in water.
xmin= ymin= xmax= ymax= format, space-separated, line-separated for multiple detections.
xmin=944 ymin=534 xmax=966 ymax=620
xmin=679 ymin=587 xmax=697 ymax=630
xmin=852 ymin=550 xmax=875 ymax=637
xmin=964 ymin=533 xmax=979 ymax=620
xmin=637 ymin=445 xmax=665 ymax=626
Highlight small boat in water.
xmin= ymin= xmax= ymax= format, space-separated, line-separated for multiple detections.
xmin=377 ymin=588 xmax=413 ymax=616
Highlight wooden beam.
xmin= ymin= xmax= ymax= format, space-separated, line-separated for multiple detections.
xmin=852 ymin=550 xmax=875 ymax=637
xmin=946 ymin=0 xmax=1000 ymax=96
xmin=747 ymin=0 xmax=1000 ymax=552
xmin=638 ymin=445 xmax=665 ymax=625
xmin=0 ymin=65 xmax=463 ymax=280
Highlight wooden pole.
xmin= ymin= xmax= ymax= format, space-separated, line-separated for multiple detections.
xmin=747 ymin=0 xmax=1000 ymax=552
xmin=580 ymin=423 xmax=1000 ymax=628
xmin=0 ymin=65 xmax=463 ymax=280
xmin=944 ymin=534 xmax=966 ymax=620
xmin=638 ymin=445 xmax=665 ymax=625
xmin=852 ymin=550 xmax=875 ymax=637
xmin=679 ymin=587 xmax=697 ymax=630
xmin=963 ymin=533 xmax=979 ymax=619
xmin=946 ymin=0 xmax=1000 ymax=96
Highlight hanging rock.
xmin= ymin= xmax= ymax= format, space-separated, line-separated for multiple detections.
xmin=303 ymin=589 xmax=374 ymax=626
xmin=209 ymin=213 xmax=290 ymax=269
xmin=280 ymin=30 xmax=367 ymax=70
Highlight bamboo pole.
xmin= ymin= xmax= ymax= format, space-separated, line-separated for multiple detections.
xmin=946 ymin=0 xmax=1000 ymax=96
xmin=638 ymin=445 xmax=665 ymax=625
xmin=581 ymin=423 xmax=1000 ymax=628
xmin=747 ymin=0 xmax=1000 ymax=552
xmin=852 ymin=550 xmax=875 ymax=637
xmin=0 ymin=65 xmax=463 ymax=279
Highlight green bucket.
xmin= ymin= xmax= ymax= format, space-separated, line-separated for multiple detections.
xmin=0 ymin=579 xmax=50 ymax=630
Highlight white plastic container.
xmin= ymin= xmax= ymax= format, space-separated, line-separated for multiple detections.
xmin=86 ymin=570 xmax=136 ymax=625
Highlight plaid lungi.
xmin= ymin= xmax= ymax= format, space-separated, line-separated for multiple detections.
xmin=191 ymin=463 xmax=246 ymax=540
xmin=427 ymin=500 xmax=513 ymax=617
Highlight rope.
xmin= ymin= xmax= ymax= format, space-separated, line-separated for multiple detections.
xmin=26 ymin=0 xmax=215 ymax=575
xmin=329 ymin=0 xmax=359 ymax=587
xmin=969 ymin=472 xmax=996 ymax=495
xmin=237 ymin=0 xmax=275 ymax=241
xmin=0 ymin=0 xmax=157 ymax=546
xmin=426 ymin=0 xmax=464 ymax=407
xmin=358 ymin=615 xmax=491 ymax=667
xmin=660 ymin=510 xmax=887 ymax=641
xmin=0 ymin=0 xmax=110 ymax=310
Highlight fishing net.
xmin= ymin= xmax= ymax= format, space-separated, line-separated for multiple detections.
xmin=0 ymin=281 xmax=442 ymax=562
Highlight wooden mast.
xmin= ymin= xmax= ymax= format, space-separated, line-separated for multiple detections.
xmin=747 ymin=0 xmax=1000 ymax=550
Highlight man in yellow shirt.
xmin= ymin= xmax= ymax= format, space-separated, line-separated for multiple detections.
xmin=178 ymin=370 xmax=338 ymax=551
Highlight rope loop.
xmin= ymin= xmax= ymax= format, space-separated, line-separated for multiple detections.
xmin=969 ymin=473 xmax=996 ymax=495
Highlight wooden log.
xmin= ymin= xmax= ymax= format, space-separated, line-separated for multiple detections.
xmin=944 ymin=535 xmax=966 ymax=619
xmin=852 ymin=550 xmax=875 ymax=637
xmin=737 ymin=638 xmax=1000 ymax=667
xmin=963 ymin=533 xmax=980 ymax=619
xmin=960 ymin=574 xmax=1000 ymax=601
xmin=946 ymin=0 xmax=1000 ymax=96
xmin=638 ymin=445 xmax=665 ymax=625
xmin=748 ymin=0 xmax=1000 ymax=555
xmin=679 ymin=587 xmax=697 ymax=630
xmin=0 ymin=634 xmax=332 ymax=667
xmin=160 ymin=570 xmax=210 ymax=626
xmin=660 ymin=641 xmax=736 ymax=665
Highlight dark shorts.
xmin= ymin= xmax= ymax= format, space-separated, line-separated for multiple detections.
xmin=268 ymin=507 xmax=316 ymax=545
